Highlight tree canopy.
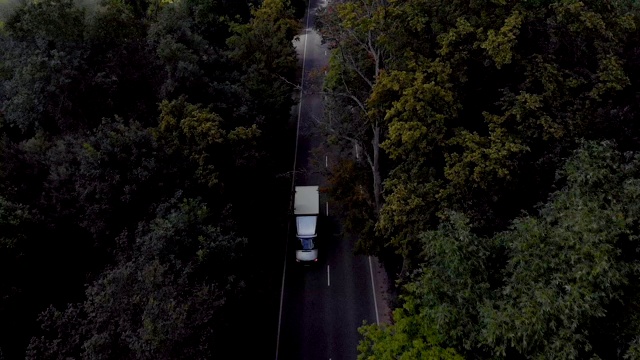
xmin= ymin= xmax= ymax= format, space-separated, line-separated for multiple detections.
xmin=359 ymin=140 xmax=640 ymax=359
xmin=316 ymin=0 xmax=640 ymax=358
xmin=0 ymin=0 xmax=302 ymax=357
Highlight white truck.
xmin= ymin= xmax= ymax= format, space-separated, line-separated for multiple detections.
xmin=293 ymin=185 xmax=319 ymax=263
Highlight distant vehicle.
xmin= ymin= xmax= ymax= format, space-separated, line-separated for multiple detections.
xmin=293 ymin=186 xmax=319 ymax=263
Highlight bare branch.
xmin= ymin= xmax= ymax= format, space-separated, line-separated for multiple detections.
xmin=276 ymin=73 xmax=302 ymax=91
xmin=339 ymin=44 xmax=374 ymax=89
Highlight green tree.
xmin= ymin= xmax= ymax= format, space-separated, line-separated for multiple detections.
xmin=315 ymin=0 xmax=392 ymax=255
xmin=371 ymin=0 xmax=640 ymax=274
xmin=364 ymin=141 xmax=640 ymax=359
xmin=154 ymin=97 xmax=260 ymax=190
xmin=71 ymin=118 xmax=160 ymax=241
xmin=480 ymin=140 xmax=640 ymax=359
xmin=358 ymin=213 xmax=483 ymax=360
xmin=358 ymin=310 xmax=463 ymax=360
xmin=147 ymin=0 xmax=220 ymax=101
xmin=0 ymin=0 xmax=298 ymax=357
xmin=0 ymin=196 xmax=32 ymax=249
xmin=325 ymin=158 xmax=378 ymax=252
xmin=84 ymin=0 xmax=159 ymax=125
xmin=0 ymin=0 xmax=89 ymax=136
xmin=26 ymin=195 xmax=248 ymax=359
xmin=226 ymin=0 xmax=299 ymax=132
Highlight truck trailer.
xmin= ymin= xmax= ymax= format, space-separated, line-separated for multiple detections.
xmin=293 ymin=186 xmax=319 ymax=263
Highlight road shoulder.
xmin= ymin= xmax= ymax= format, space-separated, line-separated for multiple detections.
xmin=370 ymin=256 xmax=393 ymax=325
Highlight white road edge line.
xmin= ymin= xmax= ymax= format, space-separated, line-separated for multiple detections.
xmin=326 ymin=201 xmax=329 ymax=216
xmin=327 ymin=265 xmax=330 ymax=286
xmin=275 ymin=1 xmax=313 ymax=359
xmin=368 ymin=256 xmax=381 ymax=325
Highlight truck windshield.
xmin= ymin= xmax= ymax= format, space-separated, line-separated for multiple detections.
xmin=301 ymin=238 xmax=315 ymax=250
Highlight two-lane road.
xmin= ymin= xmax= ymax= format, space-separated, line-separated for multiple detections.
xmin=277 ymin=231 xmax=379 ymax=360
xmin=276 ymin=0 xmax=382 ymax=359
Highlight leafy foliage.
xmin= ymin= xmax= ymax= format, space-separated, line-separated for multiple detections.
xmin=155 ymin=97 xmax=261 ymax=189
xmin=479 ymin=141 xmax=640 ymax=359
xmin=316 ymin=0 xmax=390 ymax=256
xmin=361 ymin=141 xmax=640 ymax=359
xmin=0 ymin=0 xmax=300 ymax=357
xmin=360 ymin=0 xmax=640 ymax=272
xmin=325 ymin=158 xmax=378 ymax=253
xmin=27 ymin=195 xmax=247 ymax=359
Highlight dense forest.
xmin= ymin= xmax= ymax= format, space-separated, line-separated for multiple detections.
xmin=315 ymin=0 xmax=640 ymax=359
xmin=4 ymin=0 xmax=640 ymax=358
xmin=0 ymin=0 xmax=306 ymax=358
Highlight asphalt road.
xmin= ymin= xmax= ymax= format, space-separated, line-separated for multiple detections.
xmin=275 ymin=1 xmax=381 ymax=359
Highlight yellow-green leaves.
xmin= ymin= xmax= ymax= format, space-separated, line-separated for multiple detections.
xmin=156 ymin=98 xmax=260 ymax=188
xmin=336 ymin=0 xmax=389 ymax=37
xmin=228 ymin=124 xmax=260 ymax=141
xmin=445 ymin=114 xmax=529 ymax=190
xmin=227 ymin=0 xmax=298 ymax=75
xmin=385 ymin=121 xmax=430 ymax=160
xmin=554 ymin=0 xmax=606 ymax=33
xmin=438 ymin=18 xmax=475 ymax=56
xmin=479 ymin=10 xmax=523 ymax=69
xmin=158 ymin=98 xmax=224 ymax=145
xmin=374 ymin=67 xmax=454 ymax=160
xmin=358 ymin=294 xmax=464 ymax=360
xmin=589 ymin=55 xmax=630 ymax=100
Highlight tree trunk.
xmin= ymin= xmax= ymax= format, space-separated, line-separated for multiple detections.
xmin=372 ymin=123 xmax=382 ymax=215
